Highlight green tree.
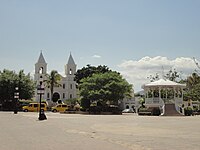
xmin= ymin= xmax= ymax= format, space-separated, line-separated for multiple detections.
xmin=184 ymin=72 xmax=200 ymax=101
xmin=0 ymin=69 xmax=35 ymax=104
xmin=79 ymin=71 xmax=132 ymax=109
xmin=183 ymin=58 xmax=200 ymax=102
xmin=74 ymin=64 xmax=111 ymax=84
xmin=184 ymin=83 xmax=200 ymax=101
xmin=44 ymin=70 xmax=61 ymax=102
xmin=18 ymin=70 xmax=35 ymax=99
xmin=187 ymin=72 xmax=200 ymax=89
xmin=147 ymin=73 xmax=159 ymax=82
xmin=0 ymin=70 xmax=17 ymax=102
xmin=147 ymin=69 xmax=181 ymax=82
xmin=164 ymin=69 xmax=180 ymax=82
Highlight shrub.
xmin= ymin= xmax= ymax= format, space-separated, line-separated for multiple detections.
xmin=138 ymin=107 xmax=149 ymax=112
xmin=106 ymin=105 xmax=121 ymax=114
xmin=89 ymin=106 xmax=102 ymax=114
xmin=184 ymin=107 xmax=193 ymax=116
xmin=138 ymin=107 xmax=151 ymax=115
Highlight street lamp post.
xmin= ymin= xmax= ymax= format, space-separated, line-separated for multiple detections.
xmin=37 ymin=77 xmax=47 ymax=120
xmin=14 ymin=87 xmax=19 ymax=114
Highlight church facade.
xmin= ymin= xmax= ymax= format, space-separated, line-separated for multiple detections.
xmin=34 ymin=52 xmax=77 ymax=102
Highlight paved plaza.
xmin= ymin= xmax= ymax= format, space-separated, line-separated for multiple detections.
xmin=0 ymin=112 xmax=199 ymax=150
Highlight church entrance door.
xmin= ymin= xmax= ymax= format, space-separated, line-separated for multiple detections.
xmin=52 ymin=92 xmax=60 ymax=102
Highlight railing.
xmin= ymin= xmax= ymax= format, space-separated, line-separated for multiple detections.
xmin=145 ymin=97 xmax=184 ymax=115
xmin=145 ymin=98 xmax=163 ymax=104
xmin=145 ymin=98 xmax=165 ymax=115
xmin=175 ymin=98 xmax=184 ymax=115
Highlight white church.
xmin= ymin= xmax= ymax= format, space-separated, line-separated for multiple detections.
xmin=34 ymin=52 xmax=77 ymax=102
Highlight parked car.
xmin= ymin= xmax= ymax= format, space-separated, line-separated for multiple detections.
xmin=51 ymin=104 xmax=69 ymax=112
xmin=122 ymin=109 xmax=134 ymax=113
xmin=22 ymin=103 xmax=47 ymax=112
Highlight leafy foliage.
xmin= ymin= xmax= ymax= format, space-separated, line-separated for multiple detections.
xmin=147 ymin=73 xmax=159 ymax=82
xmin=74 ymin=64 xmax=111 ymax=84
xmin=183 ymin=58 xmax=200 ymax=102
xmin=0 ymin=69 xmax=35 ymax=102
xmin=18 ymin=70 xmax=35 ymax=99
xmin=79 ymin=71 xmax=132 ymax=109
xmin=184 ymin=107 xmax=193 ymax=116
xmin=44 ymin=70 xmax=61 ymax=102
xmin=147 ymin=69 xmax=180 ymax=82
xmin=184 ymin=73 xmax=200 ymax=101
xmin=186 ymin=73 xmax=200 ymax=89
xmin=164 ymin=69 xmax=180 ymax=82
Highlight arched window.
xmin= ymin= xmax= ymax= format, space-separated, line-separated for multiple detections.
xmin=69 ymin=69 xmax=72 ymax=75
xmin=39 ymin=67 xmax=43 ymax=74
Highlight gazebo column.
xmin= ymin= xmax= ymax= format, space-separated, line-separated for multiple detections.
xmin=164 ymin=88 xmax=168 ymax=103
xmin=151 ymin=88 xmax=155 ymax=104
xmin=159 ymin=87 xmax=161 ymax=103
xmin=152 ymin=89 xmax=154 ymax=98
xmin=173 ymin=87 xmax=176 ymax=99
xmin=181 ymin=88 xmax=183 ymax=99
xmin=173 ymin=87 xmax=177 ymax=105
xmin=146 ymin=88 xmax=149 ymax=98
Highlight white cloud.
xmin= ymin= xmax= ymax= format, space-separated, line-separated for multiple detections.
xmin=92 ymin=55 xmax=101 ymax=58
xmin=118 ymin=56 xmax=199 ymax=92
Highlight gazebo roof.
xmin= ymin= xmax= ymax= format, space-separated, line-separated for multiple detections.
xmin=142 ymin=79 xmax=186 ymax=89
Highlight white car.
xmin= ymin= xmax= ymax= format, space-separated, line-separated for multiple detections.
xmin=122 ymin=109 xmax=134 ymax=113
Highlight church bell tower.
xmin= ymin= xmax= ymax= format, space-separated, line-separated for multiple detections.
xmin=34 ymin=52 xmax=47 ymax=81
xmin=34 ymin=51 xmax=47 ymax=101
xmin=65 ymin=53 xmax=76 ymax=77
xmin=65 ymin=53 xmax=77 ymax=99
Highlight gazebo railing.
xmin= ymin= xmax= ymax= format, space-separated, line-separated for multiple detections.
xmin=145 ymin=98 xmax=163 ymax=105
xmin=175 ymin=98 xmax=184 ymax=114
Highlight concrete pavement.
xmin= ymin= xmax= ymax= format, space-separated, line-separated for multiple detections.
xmin=0 ymin=112 xmax=199 ymax=150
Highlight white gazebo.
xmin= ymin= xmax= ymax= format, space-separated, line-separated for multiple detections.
xmin=142 ymin=79 xmax=186 ymax=115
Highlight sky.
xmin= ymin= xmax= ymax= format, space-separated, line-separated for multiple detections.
xmin=0 ymin=0 xmax=200 ymax=92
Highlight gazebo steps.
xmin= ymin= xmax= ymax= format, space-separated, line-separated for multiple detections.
xmin=163 ymin=104 xmax=183 ymax=116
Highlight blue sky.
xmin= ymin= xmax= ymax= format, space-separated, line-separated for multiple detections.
xmin=0 ymin=0 xmax=200 ymax=91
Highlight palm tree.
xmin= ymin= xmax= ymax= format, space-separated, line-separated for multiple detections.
xmin=187 ymin=73 xmax=200 ymax=89
xmin=44 ymin=70 xmax=61 ymax=102
xmin=184 ymin=73 xmax=200 ymax=101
